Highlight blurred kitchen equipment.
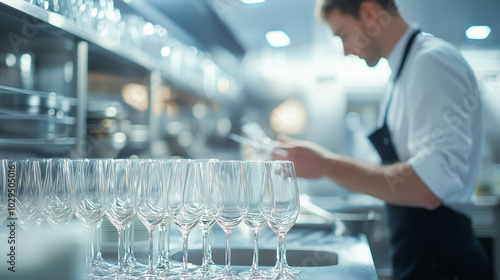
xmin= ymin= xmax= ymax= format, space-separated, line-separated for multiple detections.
xmin=0 ymin=84 xmax=76 ymax=139
xmin=229 ymin=122 xmax=281 ymax=159
xmin=86 ymin=100 xmax=128 ymax=158
xmin=0 ymin=52 xmax=36 ymax=90
xmin=241 ymin=122 xmax=275 ymax=149
xmin=299 ymin=194 xmax=382 ymax=236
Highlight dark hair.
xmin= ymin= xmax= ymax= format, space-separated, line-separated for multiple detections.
xmin=318 ymin=0 xmax=399 ymax=20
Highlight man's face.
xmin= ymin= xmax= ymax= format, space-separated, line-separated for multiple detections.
xmin=326 ymin=8 xmax=382 ymax=67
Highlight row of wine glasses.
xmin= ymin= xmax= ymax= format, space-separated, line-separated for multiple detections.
xmin=0 ymin=158 xmax=300 ymax=280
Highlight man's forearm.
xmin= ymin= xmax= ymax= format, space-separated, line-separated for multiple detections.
xmin=323 ymin=154 xmax=442 ymax=210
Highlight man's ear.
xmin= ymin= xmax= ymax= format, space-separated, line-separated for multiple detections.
xmin=359 ymin=1 xmax=380 ymax=22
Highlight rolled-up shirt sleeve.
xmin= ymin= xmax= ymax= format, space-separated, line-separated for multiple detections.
xmin=404 ymin=48 xmax=479 ymax=202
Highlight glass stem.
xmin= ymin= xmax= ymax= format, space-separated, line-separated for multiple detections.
xmin=277 ymin=235 xmax=285 ymax=277
xmin=201 ymin=230 xmax=210 ymax=271
xmin=147 ymin=228 xmax=154 ymax=274
xmin=166 ymin=222 xmax=171 ymax=261
xmin=117 ymin=228 xmax=125 ymax=273
xmin=208 ymin=228 xmax=214 ymax=264
xmin=224 ymin=231 xmax=233 ymax=275
xmin=95 ymin=220 xmax=104 ymax=261
xmin=128 ymin=222 xmax=135 ymax=261
xmin=85 ymin=226 xmax=93 ymax=268
xmin=157 ymin=224 xmax=166 ymax=266
xmin=90 ymin=225 xmax=97 ymax=262
xmin=182 ymin=232 xmax=190 ymax=275
xmin=252 ymin=231 xmax=260 ymax=273
xmin=124 ymin=223 xmax=131 ymax=261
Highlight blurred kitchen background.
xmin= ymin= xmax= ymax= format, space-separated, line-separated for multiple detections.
xmin=0 ymin=0 xmax=499 ymax=279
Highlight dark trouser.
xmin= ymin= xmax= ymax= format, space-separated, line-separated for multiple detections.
xmin=386 ymin=204 xmax=490 ymax=280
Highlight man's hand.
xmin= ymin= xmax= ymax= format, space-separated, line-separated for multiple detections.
xmin=271 ymin=135 xmax=442 ymax=210
xmin=272 ymin=135 xmax=335 ymax=179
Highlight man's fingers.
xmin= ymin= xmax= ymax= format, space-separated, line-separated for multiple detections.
xmin=272 ymin=148 xmax=290 ymax=160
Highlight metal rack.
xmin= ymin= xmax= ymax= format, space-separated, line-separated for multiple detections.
xmin=0 ymin=0 xmax=227 ymax=157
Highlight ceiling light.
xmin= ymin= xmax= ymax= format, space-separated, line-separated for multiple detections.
xmin=241 ymin=0 xmax=265 ymax=4
xmin=266 ymin=31 xmax=291 ymax=48
xmin=161 ymin=46 xmax=171 ymax=57
xmin=466 ymin=25 xmax=492 ymax=40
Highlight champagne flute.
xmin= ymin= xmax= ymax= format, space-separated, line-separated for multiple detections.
xmin=94 ymin=159 xmax=117 ymax=273
xmin=73 ymin=158 xmax=108 ymax=276
xmin=34 ymin=158 xmax=52 ymax=226
xmin=136 ymin=160 xmax=170 ymax=279
xmin=123 ymin=159 xmax=147 ymax=273
xmin=103 ymin=159 xmax=138 ymax=279
xmin=156 ymin=160 xmax=180 ymax=275
xmin=239 ymin=161 xmax=268 ymax=279
xmin=13 ymin=159 xmax=41 ymax=230
xmin=167 ymin=160 xmax=204 ymax=280
xmin=211 ymin=161 xmax=248 ymax=280
xmin=195 ymin=159 xmax=223 ymax=278
xmin=261 ymin=161 xmax=300 ymax=280
xmin=44 ymin=158 xmax=74 ymax=230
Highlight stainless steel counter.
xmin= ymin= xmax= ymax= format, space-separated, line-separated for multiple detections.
xmin=170 ymin=227 xmax=379 ymax=280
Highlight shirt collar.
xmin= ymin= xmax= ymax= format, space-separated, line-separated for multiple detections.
xmin=387 ymin=26 xmax=417 ymax=76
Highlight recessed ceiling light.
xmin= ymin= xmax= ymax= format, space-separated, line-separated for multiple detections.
xmin=466 ymin=25 xmax=492 ymax=40
xmin=241 ymin=0 xmax=265 ymax=4
xmin=266 ymin=31 xmax=291 ymax=48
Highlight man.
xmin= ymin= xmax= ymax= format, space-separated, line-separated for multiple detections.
xmin=273 ymin=0 xmax=490 ymax=279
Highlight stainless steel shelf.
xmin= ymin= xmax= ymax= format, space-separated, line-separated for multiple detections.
xmin=0 ymin=0 xmax=159 ymax=72
xmin=0 ymin=137 xmax=77 ymax=145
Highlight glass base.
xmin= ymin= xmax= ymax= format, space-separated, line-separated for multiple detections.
xmin=195 ymin=264 xmax=225 ymax=279
xmin=102 ymin=272 xmax=140 ymax=280
xmin=263 ymin=263 xmax=301 ymax=275
xmin=262 ymin=265 xmax=300 ymax=280
xmin=84 ymin=264 xmax=114 ymax=277
xmin=141 ymin=272 xmax=162 ymax=280
xmin=165 ymin=272 xmax=197 ymax=280
xmin=156 ymin=259 xmax=182 ymax=271
xmin=124 ymin=258 xmax=147 ymax=270
xmin=217 ymin=271 xmax=243 ymax=280
xmin=95 ymin=258 xmax=117 ymax=272
xmin=159 ymin=268 xmax=181 ymax=277
xmin=238 ymin=268 xmax=266 ymax=280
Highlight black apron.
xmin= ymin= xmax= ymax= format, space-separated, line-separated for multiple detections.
xmin=368 ymin=30 xmax=490 ymax=280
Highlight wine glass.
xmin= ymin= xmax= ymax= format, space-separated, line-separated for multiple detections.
xmin=261 ymin=161 xmax=300 ymax=280
xmin=34 ymin=158 xmax=52 ymax=226
xmin=211 ymin=161 xmax=248 ymax=280
xmin=239 ymin=161 xmax=268 ymax=280
xmin=0 ymin=159 xmax=8 ymax=226
xmin=123 ymin=159 xmax=147 ymax=273
xmin=136 ymin=160 xmax=170 ymax=279
xmin=155 ymin=160 xmax=180 ymax=275
xmin=72 ymin=159 xmax=108 ymax=277
xmin=167 ymin=160 xmax=204 ymax=280
xmin=194 ymin=159 xmax=223 ymax=278
xmin=44 ymin=158 xmax=74 ymax=230
xmin=13 ymin=159 xmax=42 ymax=230
xmin=103 ymin=159 xmax=138 ymax=279
xmin=94 ymin=159 xmax=117 ymax=273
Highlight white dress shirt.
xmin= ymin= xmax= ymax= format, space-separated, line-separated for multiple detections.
xmin=381 ymin=27 xmax=482 ymax=216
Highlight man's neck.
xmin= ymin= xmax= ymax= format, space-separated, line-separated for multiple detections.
xmin=381 ymin=17 xmax=410 ymax=59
